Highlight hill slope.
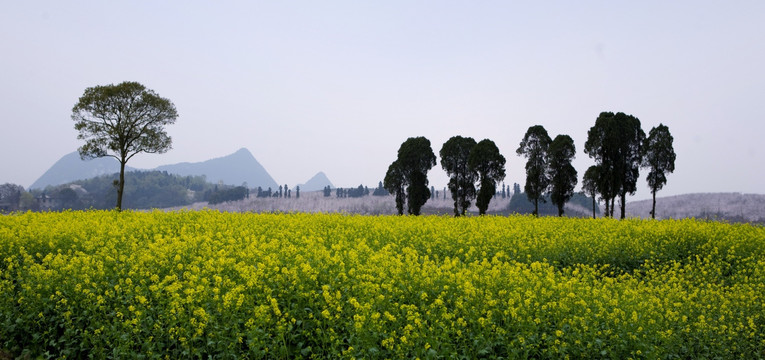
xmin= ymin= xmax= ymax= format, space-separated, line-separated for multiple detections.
xmin=297 ymin=172 xmax=334 ymax=192
xmin=30 ymin=148 xmax=278 ymax=190
xmin=626 ymin=193 xmax=765 ymax=222
xmin=155 ymin=148 xmax=278 ymax=189
xmin=29 ymin=152 xmax=136 ymax=189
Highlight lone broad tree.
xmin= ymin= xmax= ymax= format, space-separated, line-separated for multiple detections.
xmin=72 ymin=81 xmax=178 ymax=210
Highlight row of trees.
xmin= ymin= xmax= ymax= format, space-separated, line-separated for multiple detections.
xmin=256 ymin=185 xmax=299 ymax=199
xmin=384 ymin=136 xmax=507 ymax=216
xmin=383 ymin=112 xmax=674 ymax=218
xmin=517 ymin=127 xmax=578 ymax=216
xmin=383 ymin=133 xmax=576 ymax=217
xmin=513 ymin=114 xmax=675 ymax=219
xmin=581 ymin=112 xmax=676 ymax=219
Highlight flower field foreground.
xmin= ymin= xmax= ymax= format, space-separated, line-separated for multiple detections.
xmin=1 ymin=211 xmax=764 ymax=359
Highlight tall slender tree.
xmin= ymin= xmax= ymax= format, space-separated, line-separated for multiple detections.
xmin=72 ymin=81 xmax=178 ymax=211
xmin=547 ymin=135 xmax=578 ymax=216
xmin=517 ymin=125 xmax=551 ymax=215
xmin=440 ymin=136 xmax=478 ymax=216
xmin=468 ymin=139 xmax=506 ymax=215
xmin=582 ymin=165 xmax=600 ymax=219
xmin=641 ymin=124 xmax=676 ymax=219
xmin=584 ymin=112 xmax=645 ymax=219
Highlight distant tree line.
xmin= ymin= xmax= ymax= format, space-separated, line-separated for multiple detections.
xmin=206 ymin=186 xmax=248 ymax=205
xmin=5 ymin=171 xmax=213 ymax=211
xmin=0 ymin=183 xmax=35 ymax=212
xmin=506 ymin=191 xmax=599 ymax=217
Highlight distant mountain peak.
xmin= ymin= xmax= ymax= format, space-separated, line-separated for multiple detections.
xmin=298 ymin=172 xmax=334 ymax=192
xmin=155 ymin=148 xmax=278 ymax=188
xmin=31 ymin=147 xmax=279 ymax=190
xmin=30 ymin=151 xmax=133 ymax=189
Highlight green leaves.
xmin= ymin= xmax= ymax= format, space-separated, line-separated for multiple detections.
xmin=642 ymin=124 xmax=676 ymax=192
xmin=387 ymin=137 xmax=437 ymax=216
xmin=548 ymin=135 xmax=578 ymax=216
xmin=518 ymin=125 xmax=552 ymax=215
xmin=468 ymin=139 xmax=506 ymax=215
xmin=584 ymin=112 xmax=646 ymax=218
xmin=641 ymin=124 xmax=676 ymax=218
xmin=440 ymin=136 xmax=478 ymax=216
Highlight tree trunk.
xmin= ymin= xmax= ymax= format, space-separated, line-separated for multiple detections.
xmin=604 ymin=197 xmax=610 ymax=218
xmin=117 ymin=160 xmax=126 ymax=211
xmin=533 ymin=198 xmax=539 ymax=216
xmin=592 ymin=195 xmax=596 ymax=219
xmin=651 ymin=188 xmax=657 ymax=219
xmin=620 ymin=192 xmax=626 ymax=219
xmin=558 ymin=204 xmax=564 ymax=217
xmin=610 ymin=198 xmax=616 ymax=218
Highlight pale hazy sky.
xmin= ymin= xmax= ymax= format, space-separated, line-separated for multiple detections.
xmin=2 ymin=1 xmax=763 ymax=201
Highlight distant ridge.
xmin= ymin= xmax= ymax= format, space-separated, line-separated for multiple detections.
xmin=155 ymin=148 xmax=278 ymax=190
xmin=30 ymin=148 xmax=279 ymax=190
xmin=297 ymin=172 xmax=334 ymax=192
xmin=29 ymin=152 xmax=137 ymax=189
xmin=626 ymin=192 xmax=765 ymax=222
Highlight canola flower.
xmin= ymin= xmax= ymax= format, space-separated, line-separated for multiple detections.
xmin=0 ymin=210 xmax=764 ymax=359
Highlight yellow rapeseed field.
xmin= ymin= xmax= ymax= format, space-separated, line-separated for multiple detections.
xmin=1 ymin=211 xmax=763 ymax=358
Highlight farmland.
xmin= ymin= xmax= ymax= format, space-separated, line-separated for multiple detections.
xmin=1 ymin=211 xmax=764 ymax=358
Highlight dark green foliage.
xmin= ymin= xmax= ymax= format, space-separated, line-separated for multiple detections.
xmin=336 ymin=185 xmax=368 ymax=198
xmin=35 ymin=171 xmax=210 ymax=210
xmin=440 ymin=136 xmax=478 ymax=216
xmin=372 ymin=181 xmax=389 ymax=196
xmin=71 ymin=81 xmax=178 ymax=210
xmin=0 ymin=183 xmax=24 ymax=212
xmin=642 ymin=124 xmax=676 ymax=219
xmin=517 ymin=125 xmax=552 ymax=215
xmin=584 ymin=112 xmax=645 ymax=219
xmin=387 ymin=137 xmax=437 ymax=216
xmin=206 ymin=186 xmax=248 ymax=205
xmin=56 ymin=188 xmax=82 ymax=209
xmin=406 ymin=171 xmax=431 ymax=216
xmin=384 ymin=162 xmax=406 ymax=215
xmin=468 ymin=139 xmax=506 ymax=215
xmin=548 ymin=135 xmax=578 ymax=216
xmin=582 ymin=166 xmax=601 ymax=219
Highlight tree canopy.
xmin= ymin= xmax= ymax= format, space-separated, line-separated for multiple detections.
xmin=384 ymin=161 xmax=406 ymax=215
xmin=72 ymin=81 xmax=178 ymax=210
xmin=398 ymin=137 xmax=437 ymax=215
xmin=440 ymin=136 xmax=477 ymax=216
xmin=582 ymin=165 xmax=601 ymax=219
xmin=468 ymin=139 xmax=506 ymax=215
xmin=547 ymin=134 xmax=578 ymax=217
xmin=517 ymin=125 xmax=552 ymax=215
xmin=642 ymin=124 xmax=676 ymax=218
xmin=385 ymin=137 xmax=436 ymax=216
xmin=584 ymin=112 xmax=644 ymax=218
